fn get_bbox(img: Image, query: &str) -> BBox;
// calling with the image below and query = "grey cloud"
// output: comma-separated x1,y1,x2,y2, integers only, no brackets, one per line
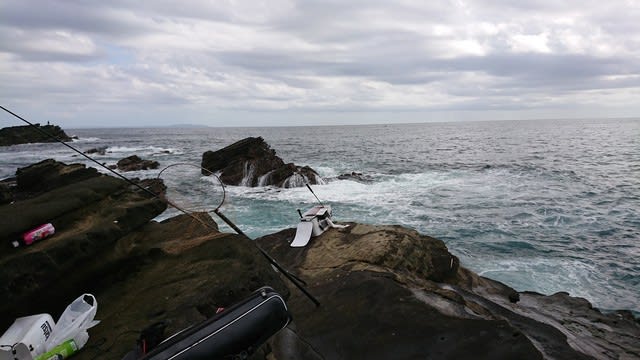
1,0,639,126
0,0,151,36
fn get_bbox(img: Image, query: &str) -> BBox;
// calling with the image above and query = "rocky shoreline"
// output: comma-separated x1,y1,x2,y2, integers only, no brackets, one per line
0,160,638,359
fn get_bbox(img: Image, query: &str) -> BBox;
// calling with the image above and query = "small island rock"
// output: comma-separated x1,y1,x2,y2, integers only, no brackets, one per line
0,124,72,146
201,137,322,188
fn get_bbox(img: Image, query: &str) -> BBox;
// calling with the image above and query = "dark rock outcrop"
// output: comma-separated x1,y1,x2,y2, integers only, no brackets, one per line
16,159,100,196
257,224,640,359
0,160,288,359
0,124,72,146
85,146,107,155
71,213,288,359
336,171,374,183
201,137,322,187
0,160,168,324
116,155,159,172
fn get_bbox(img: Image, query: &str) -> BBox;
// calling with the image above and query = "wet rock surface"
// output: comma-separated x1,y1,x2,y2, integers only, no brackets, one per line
201,137,322,187
85,146,108,155
115,155,160,172
0,124,72,146
335,171,375,183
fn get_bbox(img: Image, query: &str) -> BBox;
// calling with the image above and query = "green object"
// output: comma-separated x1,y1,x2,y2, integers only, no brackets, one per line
34,339,78,360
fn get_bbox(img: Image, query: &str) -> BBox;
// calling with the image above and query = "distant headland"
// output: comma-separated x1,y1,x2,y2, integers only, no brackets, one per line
0,123,72,146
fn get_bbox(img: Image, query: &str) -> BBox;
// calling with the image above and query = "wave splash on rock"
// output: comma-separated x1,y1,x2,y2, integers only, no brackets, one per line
201,137,322,188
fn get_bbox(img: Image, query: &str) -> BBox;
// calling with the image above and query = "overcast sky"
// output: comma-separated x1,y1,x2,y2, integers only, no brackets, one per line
1,0,639,127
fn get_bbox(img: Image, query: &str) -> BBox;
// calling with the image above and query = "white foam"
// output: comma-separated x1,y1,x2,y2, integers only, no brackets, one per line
283,173,307,188
239,162,256,187
468,257,636,311
71,137,101,142
312,165,339,178
257,170,274,187
106,146,183,155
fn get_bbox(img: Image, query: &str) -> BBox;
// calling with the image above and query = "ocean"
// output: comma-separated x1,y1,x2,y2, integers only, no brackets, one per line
1,118,638,314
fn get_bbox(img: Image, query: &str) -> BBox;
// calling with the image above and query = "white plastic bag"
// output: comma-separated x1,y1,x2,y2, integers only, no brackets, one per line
45,294,99,352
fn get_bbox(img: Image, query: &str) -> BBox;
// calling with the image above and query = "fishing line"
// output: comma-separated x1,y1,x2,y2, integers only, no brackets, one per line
0,105,320,307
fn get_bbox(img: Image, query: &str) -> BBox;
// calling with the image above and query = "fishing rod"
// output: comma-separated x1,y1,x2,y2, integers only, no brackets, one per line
212,209,319,306
306,184,325,207
1,105,320,307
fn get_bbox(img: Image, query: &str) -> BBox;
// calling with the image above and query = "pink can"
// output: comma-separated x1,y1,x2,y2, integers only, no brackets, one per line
19,223,55,246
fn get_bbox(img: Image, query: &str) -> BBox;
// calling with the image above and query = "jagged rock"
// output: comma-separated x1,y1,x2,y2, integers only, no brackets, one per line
257,224,640,359
116,155,159,172
85,146,107,155
0,124,72,146
0,160,288,360
201,137,322,187
16,159,100,195
336,171,374,183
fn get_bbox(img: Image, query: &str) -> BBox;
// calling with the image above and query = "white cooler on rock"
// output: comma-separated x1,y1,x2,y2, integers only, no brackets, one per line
0,314,54,359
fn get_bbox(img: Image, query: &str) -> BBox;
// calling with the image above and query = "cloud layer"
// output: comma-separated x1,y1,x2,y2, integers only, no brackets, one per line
1,0,639,126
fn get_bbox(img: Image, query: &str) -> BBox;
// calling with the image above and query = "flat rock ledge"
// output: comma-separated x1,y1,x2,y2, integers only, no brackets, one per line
257,224,640,360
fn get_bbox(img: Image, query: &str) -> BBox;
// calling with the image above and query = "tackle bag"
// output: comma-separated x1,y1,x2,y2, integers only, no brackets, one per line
137,286,291,360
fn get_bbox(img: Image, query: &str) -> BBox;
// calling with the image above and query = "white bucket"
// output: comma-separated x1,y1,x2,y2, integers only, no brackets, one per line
0,314,54,358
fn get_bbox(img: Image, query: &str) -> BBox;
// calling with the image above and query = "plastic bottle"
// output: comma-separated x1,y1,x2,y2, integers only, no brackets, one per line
13,223,55,247
34,331,88,360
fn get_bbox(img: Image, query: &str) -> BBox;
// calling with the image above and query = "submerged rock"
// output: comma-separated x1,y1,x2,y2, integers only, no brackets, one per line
0,124,72,146
336,171,375,183
116,155,160,172
84,146,107,155
201,137,322,187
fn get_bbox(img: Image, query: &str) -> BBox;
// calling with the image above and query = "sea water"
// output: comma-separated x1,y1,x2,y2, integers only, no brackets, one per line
0,118,638,314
